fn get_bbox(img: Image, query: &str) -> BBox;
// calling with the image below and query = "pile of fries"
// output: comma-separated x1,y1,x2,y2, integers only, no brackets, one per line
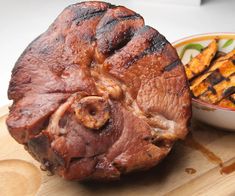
184,40,235,109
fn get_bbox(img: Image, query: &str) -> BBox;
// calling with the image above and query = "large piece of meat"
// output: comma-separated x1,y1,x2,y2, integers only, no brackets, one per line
6,1,191,181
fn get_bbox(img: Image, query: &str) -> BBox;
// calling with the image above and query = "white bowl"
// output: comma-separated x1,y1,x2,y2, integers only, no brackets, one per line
173,33,235,131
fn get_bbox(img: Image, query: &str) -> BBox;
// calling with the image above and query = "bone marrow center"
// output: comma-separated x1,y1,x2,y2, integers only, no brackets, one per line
74,96,110,129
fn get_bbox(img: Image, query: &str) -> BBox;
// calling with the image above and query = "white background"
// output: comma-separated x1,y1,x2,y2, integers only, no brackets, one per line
1,0,235,106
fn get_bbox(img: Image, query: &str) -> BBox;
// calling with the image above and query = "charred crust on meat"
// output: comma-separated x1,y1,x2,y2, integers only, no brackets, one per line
28,133,50,159
147,30,167,53
75,10,106,25
124,26,168,68
95,8,144,56
96,13,142,34
164,59,181,72
71,2,112,24
96,26,135,55
6,1,191,181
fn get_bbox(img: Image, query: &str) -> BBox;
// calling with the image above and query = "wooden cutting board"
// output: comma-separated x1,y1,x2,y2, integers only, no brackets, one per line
1,105,235,196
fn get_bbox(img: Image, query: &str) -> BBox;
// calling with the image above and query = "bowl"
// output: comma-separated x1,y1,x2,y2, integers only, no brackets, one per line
173,33,235,131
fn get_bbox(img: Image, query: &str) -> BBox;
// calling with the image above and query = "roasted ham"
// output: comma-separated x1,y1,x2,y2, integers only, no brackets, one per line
6,1,191,181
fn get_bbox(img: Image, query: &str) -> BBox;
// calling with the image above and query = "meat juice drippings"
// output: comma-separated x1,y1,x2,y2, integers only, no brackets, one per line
220,162,235,175
183,133,223,166
183,133,235,175
185,168,197,174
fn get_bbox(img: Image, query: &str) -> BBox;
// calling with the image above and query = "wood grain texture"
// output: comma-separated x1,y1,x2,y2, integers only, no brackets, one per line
0,105,235,196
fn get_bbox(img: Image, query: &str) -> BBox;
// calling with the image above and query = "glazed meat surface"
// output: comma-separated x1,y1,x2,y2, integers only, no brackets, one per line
6,1,191,180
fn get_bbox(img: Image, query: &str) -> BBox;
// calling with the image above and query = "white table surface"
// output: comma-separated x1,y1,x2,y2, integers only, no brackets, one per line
1,0,235,106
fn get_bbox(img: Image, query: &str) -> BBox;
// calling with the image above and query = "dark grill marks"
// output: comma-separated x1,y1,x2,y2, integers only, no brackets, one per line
107,27,134,54
207,86,217,95
96,14,142,35
207,70,225,86
124,27,168,68
74,10,107,25
147,31,167,53
204,71,225,95
188,66,211,82
229,95,235,104
223,86,235,98
7,1,192,181
201,70,225,95
95,10,144,55
97,26,135,55
192,60,235,98
164,59,181,72
71,3,113,25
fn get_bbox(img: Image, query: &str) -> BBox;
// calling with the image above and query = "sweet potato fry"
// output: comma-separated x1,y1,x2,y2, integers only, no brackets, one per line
185,40,217,80
191,55,235,97
199,74,235,104
218,94,235,109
